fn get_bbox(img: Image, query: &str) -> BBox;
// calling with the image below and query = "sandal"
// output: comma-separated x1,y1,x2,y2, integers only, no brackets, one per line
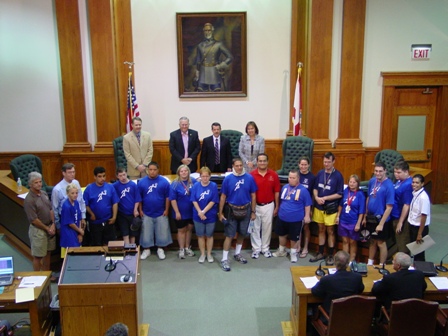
299,250,308,258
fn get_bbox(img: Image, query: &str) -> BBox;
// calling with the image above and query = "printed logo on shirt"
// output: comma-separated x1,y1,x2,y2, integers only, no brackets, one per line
97,190,107,202
147,183,158,194
74,209,79,223
318,183,332,191
199,189,210,202
120,187,130,199
234,179,244,191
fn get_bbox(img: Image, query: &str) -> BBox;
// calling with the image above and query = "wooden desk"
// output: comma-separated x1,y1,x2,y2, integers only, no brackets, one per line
290,265,448,336
58,247,142,336
0,271,52,336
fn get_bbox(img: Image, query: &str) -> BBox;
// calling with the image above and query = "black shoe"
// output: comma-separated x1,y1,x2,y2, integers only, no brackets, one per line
309,253,325,262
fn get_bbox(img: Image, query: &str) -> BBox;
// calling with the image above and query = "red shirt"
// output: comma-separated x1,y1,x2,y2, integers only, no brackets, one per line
250,169,281,204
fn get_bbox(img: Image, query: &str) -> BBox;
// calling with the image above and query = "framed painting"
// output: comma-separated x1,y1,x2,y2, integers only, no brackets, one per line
176,12,247,98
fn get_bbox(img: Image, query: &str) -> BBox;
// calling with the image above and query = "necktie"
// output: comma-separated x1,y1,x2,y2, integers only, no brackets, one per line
136,133,141,145
215,138,220,165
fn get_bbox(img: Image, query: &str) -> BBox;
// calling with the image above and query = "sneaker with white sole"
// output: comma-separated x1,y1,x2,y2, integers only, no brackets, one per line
273,249,287,257
185,246,195,257
178,249,185,259
234,254,248,264
207,254,214,263
140,249,150,260
290,252,298,263
198,255,206,263
221,259,231,272
157,248,166,260
262,250,272,258
251,251,260,259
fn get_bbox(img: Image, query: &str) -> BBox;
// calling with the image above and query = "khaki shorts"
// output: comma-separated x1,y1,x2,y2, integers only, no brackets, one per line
29,225,56,257
312,208,338,226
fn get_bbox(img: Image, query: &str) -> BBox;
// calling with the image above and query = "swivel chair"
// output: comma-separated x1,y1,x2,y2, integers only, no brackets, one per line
112,136,127,171
220,129,243,159
10,154,53,195
374,149,404,182
277,136,314,175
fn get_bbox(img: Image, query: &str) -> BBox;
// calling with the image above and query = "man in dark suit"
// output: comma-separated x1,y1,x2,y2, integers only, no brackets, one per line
372,252,427,309
311,250,365,314
169,117,201,174
200,122,232,173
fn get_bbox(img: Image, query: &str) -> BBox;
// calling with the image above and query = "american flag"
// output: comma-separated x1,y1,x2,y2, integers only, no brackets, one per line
126,77,140,132
292,66,303,136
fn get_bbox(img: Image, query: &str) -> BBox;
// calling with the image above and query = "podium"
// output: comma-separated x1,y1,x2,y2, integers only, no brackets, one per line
58,247,142,336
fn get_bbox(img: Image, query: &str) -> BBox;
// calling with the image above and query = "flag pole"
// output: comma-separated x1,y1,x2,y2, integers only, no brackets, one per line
124,61,135,132
292,62,304,136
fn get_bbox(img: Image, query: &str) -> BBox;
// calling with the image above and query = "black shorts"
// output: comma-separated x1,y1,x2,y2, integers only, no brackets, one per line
276,218,303,242
174,218,193,229
116,213,138,237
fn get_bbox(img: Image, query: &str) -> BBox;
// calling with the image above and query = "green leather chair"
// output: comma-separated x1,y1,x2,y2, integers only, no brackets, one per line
10,154,53,196
374,149,404,182
220,129,243,159
112,136,127,171
277,136,314,175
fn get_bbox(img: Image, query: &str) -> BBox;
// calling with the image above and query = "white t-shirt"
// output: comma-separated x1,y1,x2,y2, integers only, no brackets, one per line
407,188,431,226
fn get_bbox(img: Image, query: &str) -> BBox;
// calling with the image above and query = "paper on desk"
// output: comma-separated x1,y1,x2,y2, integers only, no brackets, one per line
17,192,28,200
328,268,337,275
15,287,34,303
19,276,47,288
429,277,448,290
300,276,319,289
406,235,435,256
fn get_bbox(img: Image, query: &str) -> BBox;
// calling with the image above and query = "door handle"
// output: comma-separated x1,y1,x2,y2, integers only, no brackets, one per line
427,149,432,159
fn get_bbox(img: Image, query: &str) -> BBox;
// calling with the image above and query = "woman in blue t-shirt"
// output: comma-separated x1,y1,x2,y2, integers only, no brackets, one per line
335,174,365,262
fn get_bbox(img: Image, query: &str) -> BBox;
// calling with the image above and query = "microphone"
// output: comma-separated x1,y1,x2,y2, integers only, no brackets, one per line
377,263,390,276
436,252,448,272
315,260,326,277
104,256,116,272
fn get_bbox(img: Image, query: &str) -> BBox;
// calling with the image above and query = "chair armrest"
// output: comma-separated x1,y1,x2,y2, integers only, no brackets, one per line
380,306,390,323
313,305,330,323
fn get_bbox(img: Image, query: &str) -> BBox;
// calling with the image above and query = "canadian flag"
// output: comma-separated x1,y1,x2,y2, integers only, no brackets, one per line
292,67,302,136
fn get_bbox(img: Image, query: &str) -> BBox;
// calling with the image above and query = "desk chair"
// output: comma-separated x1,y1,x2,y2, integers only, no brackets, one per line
378,298,438,336
436,308,448,336
311,295,376,336
10,154,53,196
112,136,127,170
220,129,243,159
277,136,314,175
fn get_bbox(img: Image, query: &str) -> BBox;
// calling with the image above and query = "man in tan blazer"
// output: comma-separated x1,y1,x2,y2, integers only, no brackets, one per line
123,117,153,179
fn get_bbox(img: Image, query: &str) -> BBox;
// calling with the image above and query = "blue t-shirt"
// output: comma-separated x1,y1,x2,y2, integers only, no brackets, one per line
391,177,413,219
278,184,312,222
313,168,344,211
367,177,395,220
169,179,196,219
300,171,316,197
339,187,366,225
60,199,81,248
221,173,257,205
138,175,170,217
113,180,141,216
190,181,219,224
83,183,119,224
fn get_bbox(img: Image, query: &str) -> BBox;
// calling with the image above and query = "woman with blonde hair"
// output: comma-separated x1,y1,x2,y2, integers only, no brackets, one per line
60,183,84,257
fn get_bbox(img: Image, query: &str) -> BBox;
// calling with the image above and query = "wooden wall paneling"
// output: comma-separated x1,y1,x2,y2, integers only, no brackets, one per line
335,0,365,149
306,0,333,149
112,0,134,135
54,0,90,153
289,0,309,136
87,0,121,149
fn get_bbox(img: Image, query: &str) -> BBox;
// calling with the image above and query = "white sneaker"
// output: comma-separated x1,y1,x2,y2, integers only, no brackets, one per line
185,246,195,257
290,252,298,263
157,248,166,260
251,251,260,259
262,250,272,258
140,249,150,260
273,249,287,257
198,255,206,263
178,249,185,259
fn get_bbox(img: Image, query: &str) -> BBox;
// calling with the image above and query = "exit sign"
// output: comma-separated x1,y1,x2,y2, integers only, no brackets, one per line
411,44,431,60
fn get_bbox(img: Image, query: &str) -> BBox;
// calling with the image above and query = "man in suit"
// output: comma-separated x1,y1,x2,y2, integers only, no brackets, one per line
123,117,153,179
200,122,232,173
372,252,427,310
169,116,201,174
311,250,365,314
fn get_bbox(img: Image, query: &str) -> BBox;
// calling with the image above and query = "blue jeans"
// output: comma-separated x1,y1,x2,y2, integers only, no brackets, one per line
140,215,172,248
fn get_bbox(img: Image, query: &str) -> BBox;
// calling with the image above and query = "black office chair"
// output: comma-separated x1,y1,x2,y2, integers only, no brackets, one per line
112,136,127,170
10,154,53,195
220,129,243,159
277,136,314,175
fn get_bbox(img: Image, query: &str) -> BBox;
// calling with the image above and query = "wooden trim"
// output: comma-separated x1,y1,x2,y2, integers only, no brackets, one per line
335,0,366,149
54,0,90,152
382,72,448,86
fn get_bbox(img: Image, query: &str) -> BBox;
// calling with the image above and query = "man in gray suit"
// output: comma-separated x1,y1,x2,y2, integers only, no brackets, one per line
123,117,153,179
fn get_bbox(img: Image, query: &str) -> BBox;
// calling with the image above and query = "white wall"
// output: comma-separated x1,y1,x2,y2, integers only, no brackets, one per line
1,0,447,151
131,0,292,140
0,0,64,152
361,0,448,146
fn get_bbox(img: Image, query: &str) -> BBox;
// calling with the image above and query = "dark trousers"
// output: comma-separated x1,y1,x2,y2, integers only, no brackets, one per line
409,224,429,261
89,222,116,246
